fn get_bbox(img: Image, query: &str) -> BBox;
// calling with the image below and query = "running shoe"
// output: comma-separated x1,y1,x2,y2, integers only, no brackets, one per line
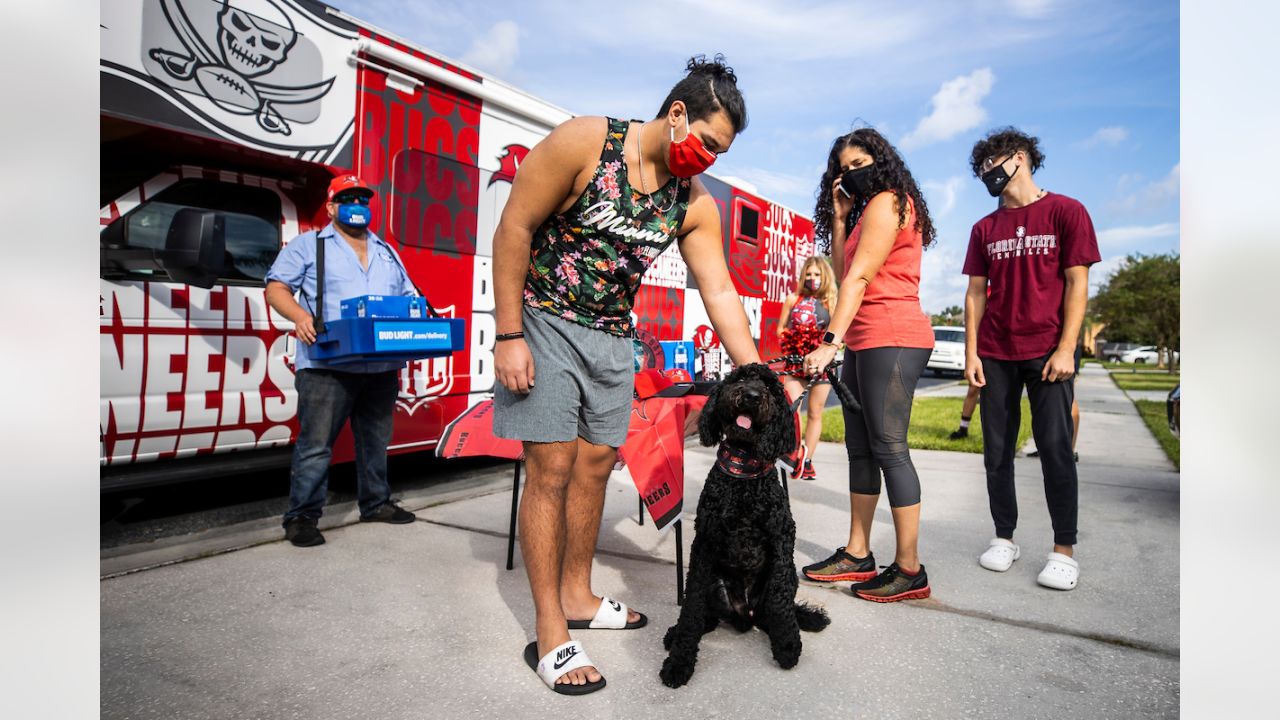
786,442,809,479
948,427,969,440
850,563,931,602
801,547,877,582
799,460,817,481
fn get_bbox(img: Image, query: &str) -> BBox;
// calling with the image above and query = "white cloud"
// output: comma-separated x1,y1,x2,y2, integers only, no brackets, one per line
1112,164,1180,213
1078,125,1130,148
922,177,965,217
1088,255,1126,295
1007,0,1056,18
713,164,819,212
918,243,972,314
460,20,520,76
900,68,995,150
1096,222,1179,247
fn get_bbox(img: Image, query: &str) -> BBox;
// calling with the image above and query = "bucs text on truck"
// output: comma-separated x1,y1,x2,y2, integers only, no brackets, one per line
99,0,815,490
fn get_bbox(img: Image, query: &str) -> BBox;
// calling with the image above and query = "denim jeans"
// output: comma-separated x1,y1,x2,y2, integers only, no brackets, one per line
283,369,399,524
979,353,1078,546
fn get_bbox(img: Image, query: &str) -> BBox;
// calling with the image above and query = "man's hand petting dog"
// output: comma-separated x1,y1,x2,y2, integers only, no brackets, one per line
659,363,830,689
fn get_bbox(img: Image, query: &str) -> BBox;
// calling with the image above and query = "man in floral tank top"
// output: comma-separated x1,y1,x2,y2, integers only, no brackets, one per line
490,56,780,695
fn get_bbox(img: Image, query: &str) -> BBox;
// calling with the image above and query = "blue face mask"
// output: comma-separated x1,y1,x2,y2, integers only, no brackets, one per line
334,194,372,228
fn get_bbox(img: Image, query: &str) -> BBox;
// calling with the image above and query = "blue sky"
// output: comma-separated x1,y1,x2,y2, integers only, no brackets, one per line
336,0,1179,313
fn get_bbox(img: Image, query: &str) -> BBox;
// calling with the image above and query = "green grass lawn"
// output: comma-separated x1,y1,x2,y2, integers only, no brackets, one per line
808,396,1032,453
1099,360,1179,372
1134,399,1180,469
1108,371,1180,392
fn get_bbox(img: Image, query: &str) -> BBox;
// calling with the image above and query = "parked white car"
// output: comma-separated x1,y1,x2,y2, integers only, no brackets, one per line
1119,346,1179,365
928,326,966,376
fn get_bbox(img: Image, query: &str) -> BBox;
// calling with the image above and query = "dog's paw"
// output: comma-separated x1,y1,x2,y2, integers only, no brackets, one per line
660,656,695,688
772,642,802,669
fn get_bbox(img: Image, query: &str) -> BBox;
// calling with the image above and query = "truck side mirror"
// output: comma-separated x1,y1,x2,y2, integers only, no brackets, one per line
158,209,226,289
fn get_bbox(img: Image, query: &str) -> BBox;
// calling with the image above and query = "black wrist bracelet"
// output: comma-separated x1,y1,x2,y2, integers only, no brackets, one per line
495,332,525,342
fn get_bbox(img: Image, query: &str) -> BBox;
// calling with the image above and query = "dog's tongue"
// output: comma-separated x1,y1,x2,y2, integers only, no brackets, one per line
735,415,752,429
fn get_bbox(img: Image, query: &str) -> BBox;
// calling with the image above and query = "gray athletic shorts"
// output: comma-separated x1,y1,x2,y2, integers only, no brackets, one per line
492,306,634,447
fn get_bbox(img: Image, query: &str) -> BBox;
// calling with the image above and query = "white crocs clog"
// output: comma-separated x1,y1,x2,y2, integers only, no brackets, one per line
1037,552,1079,590
978,538,1021,572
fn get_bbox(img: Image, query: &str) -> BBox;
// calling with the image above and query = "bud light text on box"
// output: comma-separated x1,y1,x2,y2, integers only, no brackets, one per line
372,321,453,352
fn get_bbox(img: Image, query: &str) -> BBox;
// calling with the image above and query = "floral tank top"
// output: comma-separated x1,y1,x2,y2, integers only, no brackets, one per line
523,118,692,336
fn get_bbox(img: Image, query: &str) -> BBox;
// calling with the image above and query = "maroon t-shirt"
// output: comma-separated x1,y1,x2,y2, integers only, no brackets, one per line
962,192,1101,360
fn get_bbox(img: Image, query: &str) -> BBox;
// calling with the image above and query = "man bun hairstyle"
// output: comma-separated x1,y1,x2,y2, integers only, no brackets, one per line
969,126,1046,177
656,54,748,134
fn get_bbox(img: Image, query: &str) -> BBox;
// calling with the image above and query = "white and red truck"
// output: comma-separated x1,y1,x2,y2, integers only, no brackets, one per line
99,0,816,490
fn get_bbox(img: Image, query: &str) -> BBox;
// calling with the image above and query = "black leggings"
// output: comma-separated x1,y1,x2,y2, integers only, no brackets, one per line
841,347,931,507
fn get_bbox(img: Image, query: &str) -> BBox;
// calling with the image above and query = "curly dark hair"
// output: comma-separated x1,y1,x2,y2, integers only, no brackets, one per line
655,54,748,134
968,126,1046,177
812,127,936,255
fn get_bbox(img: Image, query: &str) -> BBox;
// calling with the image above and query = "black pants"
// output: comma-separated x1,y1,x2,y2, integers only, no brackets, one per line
979,354,1078,546
841,347,931,507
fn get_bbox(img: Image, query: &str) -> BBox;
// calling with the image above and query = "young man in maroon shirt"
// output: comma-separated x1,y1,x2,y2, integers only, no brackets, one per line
962,127,1101,591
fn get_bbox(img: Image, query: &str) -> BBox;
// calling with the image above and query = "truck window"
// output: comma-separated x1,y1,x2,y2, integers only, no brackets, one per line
101,179,282,284
738,204,760,242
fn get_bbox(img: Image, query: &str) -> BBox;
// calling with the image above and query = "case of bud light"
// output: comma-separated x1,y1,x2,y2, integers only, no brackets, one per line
312,294,462,364
339,295,426,319
659,340,696,376
310,316,465,364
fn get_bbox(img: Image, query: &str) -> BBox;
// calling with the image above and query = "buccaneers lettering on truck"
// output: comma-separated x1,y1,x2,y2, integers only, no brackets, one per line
99,0,814,486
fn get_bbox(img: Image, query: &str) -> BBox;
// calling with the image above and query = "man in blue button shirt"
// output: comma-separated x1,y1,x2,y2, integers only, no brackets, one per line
266,175,418,547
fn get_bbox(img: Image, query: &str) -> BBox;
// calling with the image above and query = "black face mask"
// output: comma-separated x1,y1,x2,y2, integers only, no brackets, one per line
980,160,1019,197
839,165,875,199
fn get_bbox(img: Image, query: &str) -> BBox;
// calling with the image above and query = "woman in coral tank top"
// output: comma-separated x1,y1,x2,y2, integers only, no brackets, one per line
797,128,938,603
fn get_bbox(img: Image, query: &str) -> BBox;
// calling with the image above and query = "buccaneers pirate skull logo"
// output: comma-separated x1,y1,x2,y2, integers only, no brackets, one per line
148,0,334,136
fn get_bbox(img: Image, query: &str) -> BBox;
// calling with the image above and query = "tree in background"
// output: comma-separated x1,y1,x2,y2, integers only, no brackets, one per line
1091,253,1180,372
930,305,963,327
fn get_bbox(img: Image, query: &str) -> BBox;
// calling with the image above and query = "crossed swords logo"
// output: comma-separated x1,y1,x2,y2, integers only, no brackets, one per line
148,0,334,136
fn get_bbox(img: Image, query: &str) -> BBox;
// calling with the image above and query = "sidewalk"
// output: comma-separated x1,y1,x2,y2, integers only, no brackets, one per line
100,364,1178,719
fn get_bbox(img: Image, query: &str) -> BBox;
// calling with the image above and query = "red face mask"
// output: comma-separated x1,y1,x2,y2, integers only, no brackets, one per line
667,115,717,177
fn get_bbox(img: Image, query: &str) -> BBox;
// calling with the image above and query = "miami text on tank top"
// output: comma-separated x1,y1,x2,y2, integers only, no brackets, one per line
523,118,692,336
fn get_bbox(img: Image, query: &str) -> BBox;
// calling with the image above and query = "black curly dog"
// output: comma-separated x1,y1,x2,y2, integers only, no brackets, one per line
660,363,830,688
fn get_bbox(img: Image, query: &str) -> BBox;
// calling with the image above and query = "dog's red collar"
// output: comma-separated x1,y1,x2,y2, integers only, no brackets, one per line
714,444,775,480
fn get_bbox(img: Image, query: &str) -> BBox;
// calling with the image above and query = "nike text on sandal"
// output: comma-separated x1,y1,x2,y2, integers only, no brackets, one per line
524,640,606,695
566,596,647,630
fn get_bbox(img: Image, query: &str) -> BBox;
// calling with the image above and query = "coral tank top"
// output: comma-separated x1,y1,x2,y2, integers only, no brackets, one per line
841,196,935,351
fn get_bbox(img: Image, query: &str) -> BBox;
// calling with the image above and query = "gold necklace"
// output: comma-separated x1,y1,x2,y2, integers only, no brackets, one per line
635,121,677,215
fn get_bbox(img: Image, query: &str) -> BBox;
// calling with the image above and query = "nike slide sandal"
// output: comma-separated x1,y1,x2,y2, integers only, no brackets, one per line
566,596,647,630
524,639,606,695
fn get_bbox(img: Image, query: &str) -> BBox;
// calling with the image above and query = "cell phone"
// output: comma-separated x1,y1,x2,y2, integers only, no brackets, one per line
838,167,858,198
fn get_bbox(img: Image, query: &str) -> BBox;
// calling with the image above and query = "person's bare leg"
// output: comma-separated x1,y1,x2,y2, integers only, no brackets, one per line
845,492,879,557
560,438,642,624
804,384,831,463
890,503,921,572
963,383,981,419
520,440,601,687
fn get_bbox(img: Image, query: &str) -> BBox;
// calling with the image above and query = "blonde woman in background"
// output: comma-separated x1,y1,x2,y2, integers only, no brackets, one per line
776,256,838,480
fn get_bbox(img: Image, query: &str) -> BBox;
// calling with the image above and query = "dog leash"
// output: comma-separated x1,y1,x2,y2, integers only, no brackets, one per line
762,354,862,415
